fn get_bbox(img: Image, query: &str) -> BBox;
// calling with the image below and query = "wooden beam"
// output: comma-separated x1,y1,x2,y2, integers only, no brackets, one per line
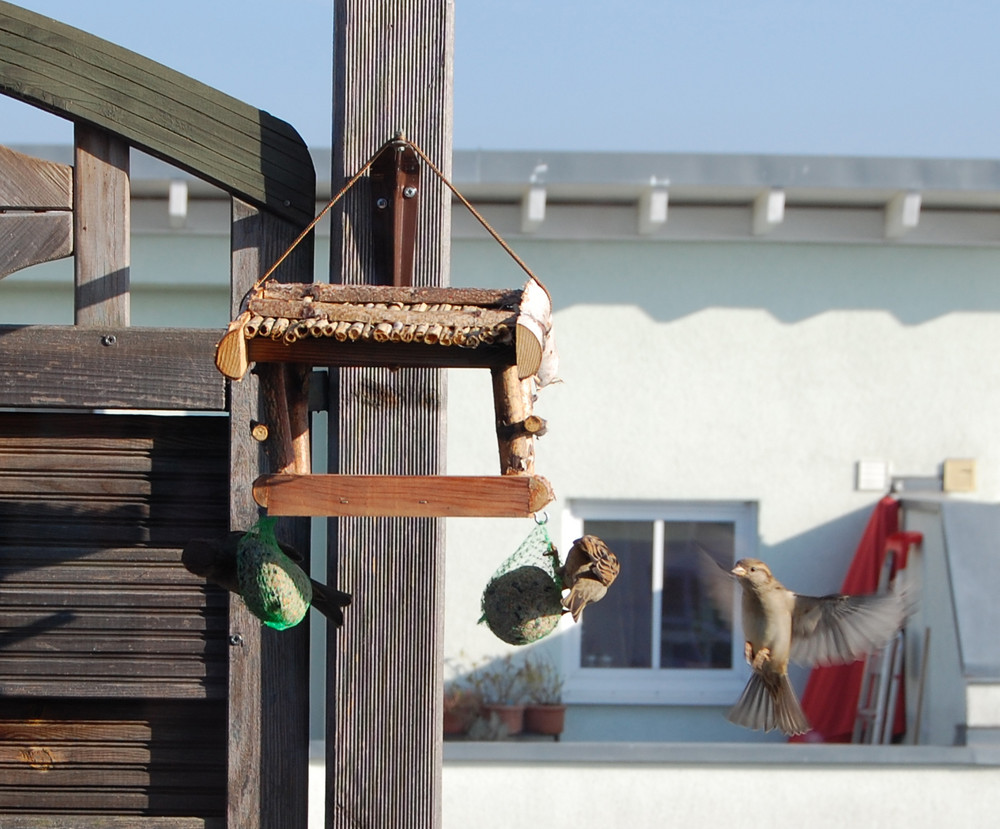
228,199,314,829
0,1,315,224
74,124,130,327
253,474,554,517
257,283,521,307
328,1,454,825
0,143,72,209
247,337,513,371
0,325,225,410
491,364,535,475
0,212,72,280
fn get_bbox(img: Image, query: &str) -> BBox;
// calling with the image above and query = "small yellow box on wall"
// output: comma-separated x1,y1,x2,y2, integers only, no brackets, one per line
943,458,977,493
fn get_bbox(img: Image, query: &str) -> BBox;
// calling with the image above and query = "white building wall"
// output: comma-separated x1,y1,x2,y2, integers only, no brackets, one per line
446,236,1000,740
4,198,1000,744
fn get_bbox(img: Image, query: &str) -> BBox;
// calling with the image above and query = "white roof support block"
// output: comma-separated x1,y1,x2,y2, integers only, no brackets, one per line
168,179,189,229
885,191,921,239
638,186,669,235
752,188,785,235
521,185,547,234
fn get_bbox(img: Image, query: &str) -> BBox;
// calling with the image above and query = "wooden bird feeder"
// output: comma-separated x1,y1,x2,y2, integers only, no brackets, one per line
214,138,558,519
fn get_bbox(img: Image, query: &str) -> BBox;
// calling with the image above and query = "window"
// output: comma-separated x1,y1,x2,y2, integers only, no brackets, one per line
560,500,757,705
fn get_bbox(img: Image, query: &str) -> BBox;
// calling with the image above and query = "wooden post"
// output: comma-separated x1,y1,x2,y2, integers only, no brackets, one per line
229,199,313,829
327,2,454,826
74,124,130,326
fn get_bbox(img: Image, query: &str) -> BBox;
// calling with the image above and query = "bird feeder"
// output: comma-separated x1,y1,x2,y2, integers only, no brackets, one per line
214,137,558,519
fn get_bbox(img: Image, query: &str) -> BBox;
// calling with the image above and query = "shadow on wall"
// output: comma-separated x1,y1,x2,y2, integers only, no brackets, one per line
454,240,1000,325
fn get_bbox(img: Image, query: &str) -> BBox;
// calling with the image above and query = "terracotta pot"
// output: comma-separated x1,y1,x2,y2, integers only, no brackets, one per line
443,709,468,735
524,704,566,736
483,704,525,735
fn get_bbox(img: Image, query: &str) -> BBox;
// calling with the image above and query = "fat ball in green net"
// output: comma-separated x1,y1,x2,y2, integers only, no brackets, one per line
479,521,564,645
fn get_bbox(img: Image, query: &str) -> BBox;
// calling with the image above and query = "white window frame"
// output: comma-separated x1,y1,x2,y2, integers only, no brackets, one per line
560,499,757,705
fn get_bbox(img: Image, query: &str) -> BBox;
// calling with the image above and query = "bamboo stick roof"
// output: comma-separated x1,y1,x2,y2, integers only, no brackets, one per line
243,283,521,349
215,280,558,384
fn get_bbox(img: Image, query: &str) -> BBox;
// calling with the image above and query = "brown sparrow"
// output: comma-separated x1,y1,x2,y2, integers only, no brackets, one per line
728,557,910,736
559,535,620,622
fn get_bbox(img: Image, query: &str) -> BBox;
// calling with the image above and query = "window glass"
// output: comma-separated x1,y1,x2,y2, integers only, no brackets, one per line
580,520,653,669
562,501,754,705
661,521,733,669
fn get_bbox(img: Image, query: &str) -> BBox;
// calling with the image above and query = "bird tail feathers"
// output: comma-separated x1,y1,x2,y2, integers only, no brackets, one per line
309,580,352,627
727,672,810,737
562,592,586,622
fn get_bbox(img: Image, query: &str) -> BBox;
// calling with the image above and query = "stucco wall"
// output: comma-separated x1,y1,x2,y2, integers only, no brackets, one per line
5,215,999,744
446,236,1000,741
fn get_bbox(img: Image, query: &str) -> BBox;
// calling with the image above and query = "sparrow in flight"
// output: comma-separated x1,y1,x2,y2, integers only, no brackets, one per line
727,557,911,736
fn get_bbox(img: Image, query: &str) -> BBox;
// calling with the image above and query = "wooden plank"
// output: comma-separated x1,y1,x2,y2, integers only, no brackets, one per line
0,143,73,208
0,144,73,277
228,199,312,829
247,297,516,330
0,818,221,828
0,699,226,821
0,412,229,703
74,125,129,326
259,282,521,308
327,2,453,825
247,336,513,370
0,2,315,224
0,212,72,279
255,474,554,517
0,325,225,410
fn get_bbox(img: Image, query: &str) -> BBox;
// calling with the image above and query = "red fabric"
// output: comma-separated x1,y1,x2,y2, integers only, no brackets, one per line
790,496,918,743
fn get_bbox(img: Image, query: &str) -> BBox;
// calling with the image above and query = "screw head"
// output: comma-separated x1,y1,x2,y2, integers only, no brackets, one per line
100,334,117,347
403,186,418,199
229,633,243,646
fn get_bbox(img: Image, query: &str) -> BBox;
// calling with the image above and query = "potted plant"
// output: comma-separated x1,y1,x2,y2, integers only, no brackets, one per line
443,680,481,736
522,655,566,737
469,655,527,736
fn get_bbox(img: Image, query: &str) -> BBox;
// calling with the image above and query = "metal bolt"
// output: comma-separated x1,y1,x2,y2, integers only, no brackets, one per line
229,633,243,646
403,186,418,199
100,335,117,347
376,197,389,209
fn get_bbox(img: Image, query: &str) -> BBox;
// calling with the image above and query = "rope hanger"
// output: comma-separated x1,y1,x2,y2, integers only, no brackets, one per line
246,134,550,303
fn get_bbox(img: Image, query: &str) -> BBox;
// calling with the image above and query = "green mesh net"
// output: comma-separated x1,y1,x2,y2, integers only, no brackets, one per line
479,520,564,645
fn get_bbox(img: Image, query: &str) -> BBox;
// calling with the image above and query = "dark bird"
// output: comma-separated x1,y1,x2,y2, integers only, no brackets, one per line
728,557,911,736
182,518,351,629
558,535,620,622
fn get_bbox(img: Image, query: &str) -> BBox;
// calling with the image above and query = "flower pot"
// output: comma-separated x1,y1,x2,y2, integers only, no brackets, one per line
444,709,468,735
524,704,566,736
483,704,525,736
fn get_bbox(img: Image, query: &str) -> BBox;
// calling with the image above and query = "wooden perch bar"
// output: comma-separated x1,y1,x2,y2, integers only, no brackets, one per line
253,474,555,517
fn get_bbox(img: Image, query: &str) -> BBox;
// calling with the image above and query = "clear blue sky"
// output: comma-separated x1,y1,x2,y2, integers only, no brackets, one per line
1,0,998,159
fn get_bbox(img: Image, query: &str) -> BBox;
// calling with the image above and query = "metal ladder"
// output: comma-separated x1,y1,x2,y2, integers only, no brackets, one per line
852,549,904,744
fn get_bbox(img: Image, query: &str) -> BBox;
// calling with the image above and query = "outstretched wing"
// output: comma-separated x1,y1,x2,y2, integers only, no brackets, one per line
790,589,911,667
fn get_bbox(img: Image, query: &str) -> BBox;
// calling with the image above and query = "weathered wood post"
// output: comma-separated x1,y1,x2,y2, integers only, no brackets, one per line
230,206,314,829
327,1,454,826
